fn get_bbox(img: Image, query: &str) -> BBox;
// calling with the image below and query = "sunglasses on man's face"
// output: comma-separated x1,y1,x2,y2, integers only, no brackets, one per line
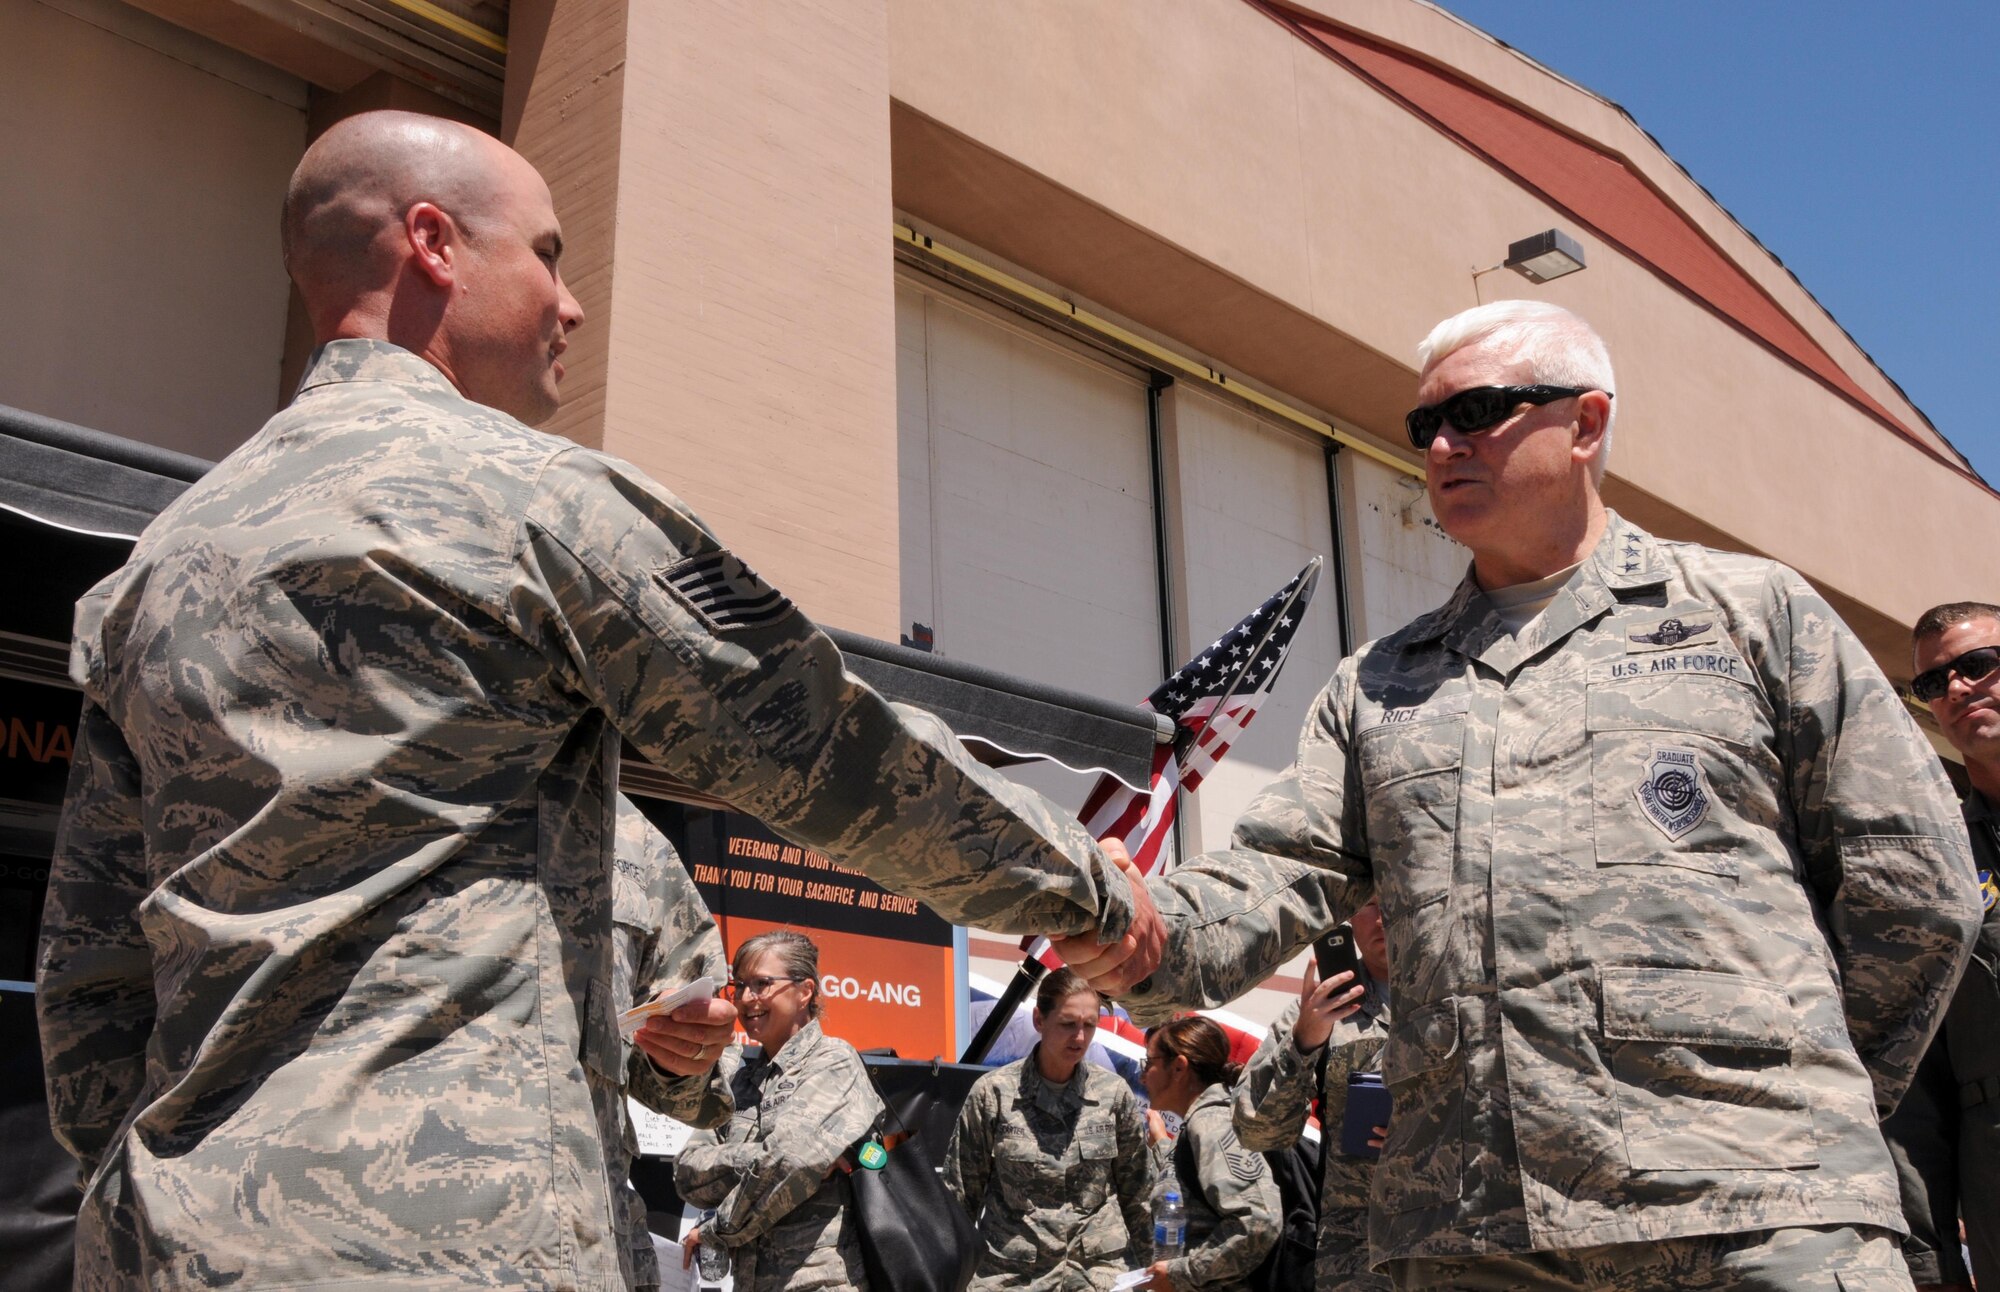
1910,645,2000,703
1404,385,1603,451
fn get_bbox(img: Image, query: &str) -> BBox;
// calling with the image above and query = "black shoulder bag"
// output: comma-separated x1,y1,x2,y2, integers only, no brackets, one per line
842,1059,978,1292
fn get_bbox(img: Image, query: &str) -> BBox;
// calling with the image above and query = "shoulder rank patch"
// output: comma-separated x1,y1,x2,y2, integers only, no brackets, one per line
1226,1149,1263,1182
1980,870,1997,912
1636,745,1711,841
656,550,795,634
1627,615,1718,651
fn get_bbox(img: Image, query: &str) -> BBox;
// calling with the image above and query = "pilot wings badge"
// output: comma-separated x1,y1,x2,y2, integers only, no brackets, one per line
1628,617,1715,648
1636,745,1711,841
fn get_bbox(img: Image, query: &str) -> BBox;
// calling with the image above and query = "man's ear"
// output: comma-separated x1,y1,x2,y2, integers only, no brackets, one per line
405,201,459,289
1572,389,1612,464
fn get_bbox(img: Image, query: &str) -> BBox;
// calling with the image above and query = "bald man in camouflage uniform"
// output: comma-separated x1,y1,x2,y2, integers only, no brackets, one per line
1096,301,1980,1290
36,112,1154,1292
605,796,732,1290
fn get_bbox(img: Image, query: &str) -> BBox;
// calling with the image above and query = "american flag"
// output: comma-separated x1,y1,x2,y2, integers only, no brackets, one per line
1023,558,1322,968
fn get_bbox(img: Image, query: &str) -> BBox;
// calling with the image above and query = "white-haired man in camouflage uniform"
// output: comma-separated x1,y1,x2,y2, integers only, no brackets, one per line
1071,300,1980,1290
37,111,1160,1292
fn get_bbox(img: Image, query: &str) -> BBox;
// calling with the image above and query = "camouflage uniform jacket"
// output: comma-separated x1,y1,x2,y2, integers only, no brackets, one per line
607,796,732,1290
1149,1082,1278,1292
1127,514,1980,1265
1233,982,1390,1290
36,339,1135,1292
674,1020,882,1292
944,1049,1155,1291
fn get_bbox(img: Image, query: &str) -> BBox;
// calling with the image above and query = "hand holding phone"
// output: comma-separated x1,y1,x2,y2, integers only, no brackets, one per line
1315,927,1361,984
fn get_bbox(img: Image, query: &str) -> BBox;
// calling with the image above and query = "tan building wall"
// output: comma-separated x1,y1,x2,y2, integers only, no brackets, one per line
883,0,2000,677
0,0,304,461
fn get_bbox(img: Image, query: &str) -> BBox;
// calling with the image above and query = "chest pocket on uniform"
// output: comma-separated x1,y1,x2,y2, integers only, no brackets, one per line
1585,672,1779,877
1356,714,1465,951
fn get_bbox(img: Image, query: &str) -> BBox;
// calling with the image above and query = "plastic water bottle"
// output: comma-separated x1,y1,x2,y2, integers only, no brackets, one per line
695,1209,729,1282
1151,1182,1186,1262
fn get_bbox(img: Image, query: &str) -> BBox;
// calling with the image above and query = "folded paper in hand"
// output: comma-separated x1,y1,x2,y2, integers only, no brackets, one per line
617,976,717,1041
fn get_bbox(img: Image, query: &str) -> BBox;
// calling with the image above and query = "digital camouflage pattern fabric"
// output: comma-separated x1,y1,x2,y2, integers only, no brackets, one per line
606,795,732,1290
36,339,1135,1291
944,1050,1155,1292
673,1019,882,1292
1391,1221,1912,1291
1234,983,1391,1290
1124,515,1979,1267
1152,1081,1278,1292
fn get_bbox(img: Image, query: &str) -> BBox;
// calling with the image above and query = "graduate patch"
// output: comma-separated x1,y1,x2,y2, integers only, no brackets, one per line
1635,745,1710,841
656,550,795,633
1980,870,1997,913
1626,615,1719,652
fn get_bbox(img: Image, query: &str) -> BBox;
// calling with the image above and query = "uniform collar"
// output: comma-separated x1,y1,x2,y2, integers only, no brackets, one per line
295,338,466,402
1406,511,1667,678
1966,788,1996,825
1186,1082,1233,1119
1019,1045,1097,1116
756,1017,825,1077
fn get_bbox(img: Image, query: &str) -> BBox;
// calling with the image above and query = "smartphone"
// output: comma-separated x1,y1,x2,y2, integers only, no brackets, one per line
1315,926,1361,984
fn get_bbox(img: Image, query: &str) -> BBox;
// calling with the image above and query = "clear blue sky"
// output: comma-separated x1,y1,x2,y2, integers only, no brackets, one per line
1432,1,2000,483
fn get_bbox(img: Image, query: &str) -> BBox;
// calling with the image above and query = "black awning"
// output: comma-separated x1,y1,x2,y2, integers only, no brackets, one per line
1,404,206,540
825,629,1168,789
2,407,1165,788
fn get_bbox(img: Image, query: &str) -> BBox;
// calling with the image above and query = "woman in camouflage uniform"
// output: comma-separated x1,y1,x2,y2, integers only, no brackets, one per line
676,932,883,1291
945,969,1155,1291
1140,1016,1279,1292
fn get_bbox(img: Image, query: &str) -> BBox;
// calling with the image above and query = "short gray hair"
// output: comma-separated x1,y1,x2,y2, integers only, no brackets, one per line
1417,300,1618,478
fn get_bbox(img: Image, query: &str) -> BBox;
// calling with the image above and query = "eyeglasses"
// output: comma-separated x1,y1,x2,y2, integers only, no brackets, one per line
726,975,803,999
1911,645,2000,703
1404,385,1603,451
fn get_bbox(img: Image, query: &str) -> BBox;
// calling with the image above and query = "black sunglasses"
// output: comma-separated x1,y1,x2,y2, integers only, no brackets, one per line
1911,645,2000,703
1404,385,1603,451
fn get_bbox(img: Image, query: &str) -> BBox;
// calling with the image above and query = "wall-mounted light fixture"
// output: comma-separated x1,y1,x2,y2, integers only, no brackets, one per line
1502,229,1587,283
1472,228,1588,300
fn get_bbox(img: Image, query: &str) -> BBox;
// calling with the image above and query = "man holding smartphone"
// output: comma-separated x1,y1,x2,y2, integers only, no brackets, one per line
1235,899,1392,1291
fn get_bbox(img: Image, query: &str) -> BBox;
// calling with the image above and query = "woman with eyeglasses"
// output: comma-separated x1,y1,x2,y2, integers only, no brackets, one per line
1137,1016,1277,1292
675,931,883,1291
943,968,1155,1292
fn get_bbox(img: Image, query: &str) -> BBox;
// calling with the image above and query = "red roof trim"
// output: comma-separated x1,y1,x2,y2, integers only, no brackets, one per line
1251,0,1979,485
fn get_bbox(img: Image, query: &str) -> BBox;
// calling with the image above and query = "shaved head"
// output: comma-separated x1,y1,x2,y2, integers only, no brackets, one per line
280,110,582,424
283,111,501,307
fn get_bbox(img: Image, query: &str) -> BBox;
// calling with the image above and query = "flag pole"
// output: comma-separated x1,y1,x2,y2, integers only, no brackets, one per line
959,958,1047,1065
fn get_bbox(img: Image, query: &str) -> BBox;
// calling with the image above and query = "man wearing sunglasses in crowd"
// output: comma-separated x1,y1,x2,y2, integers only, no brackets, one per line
1077,299,1981,1290
1883,603,2000,1292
